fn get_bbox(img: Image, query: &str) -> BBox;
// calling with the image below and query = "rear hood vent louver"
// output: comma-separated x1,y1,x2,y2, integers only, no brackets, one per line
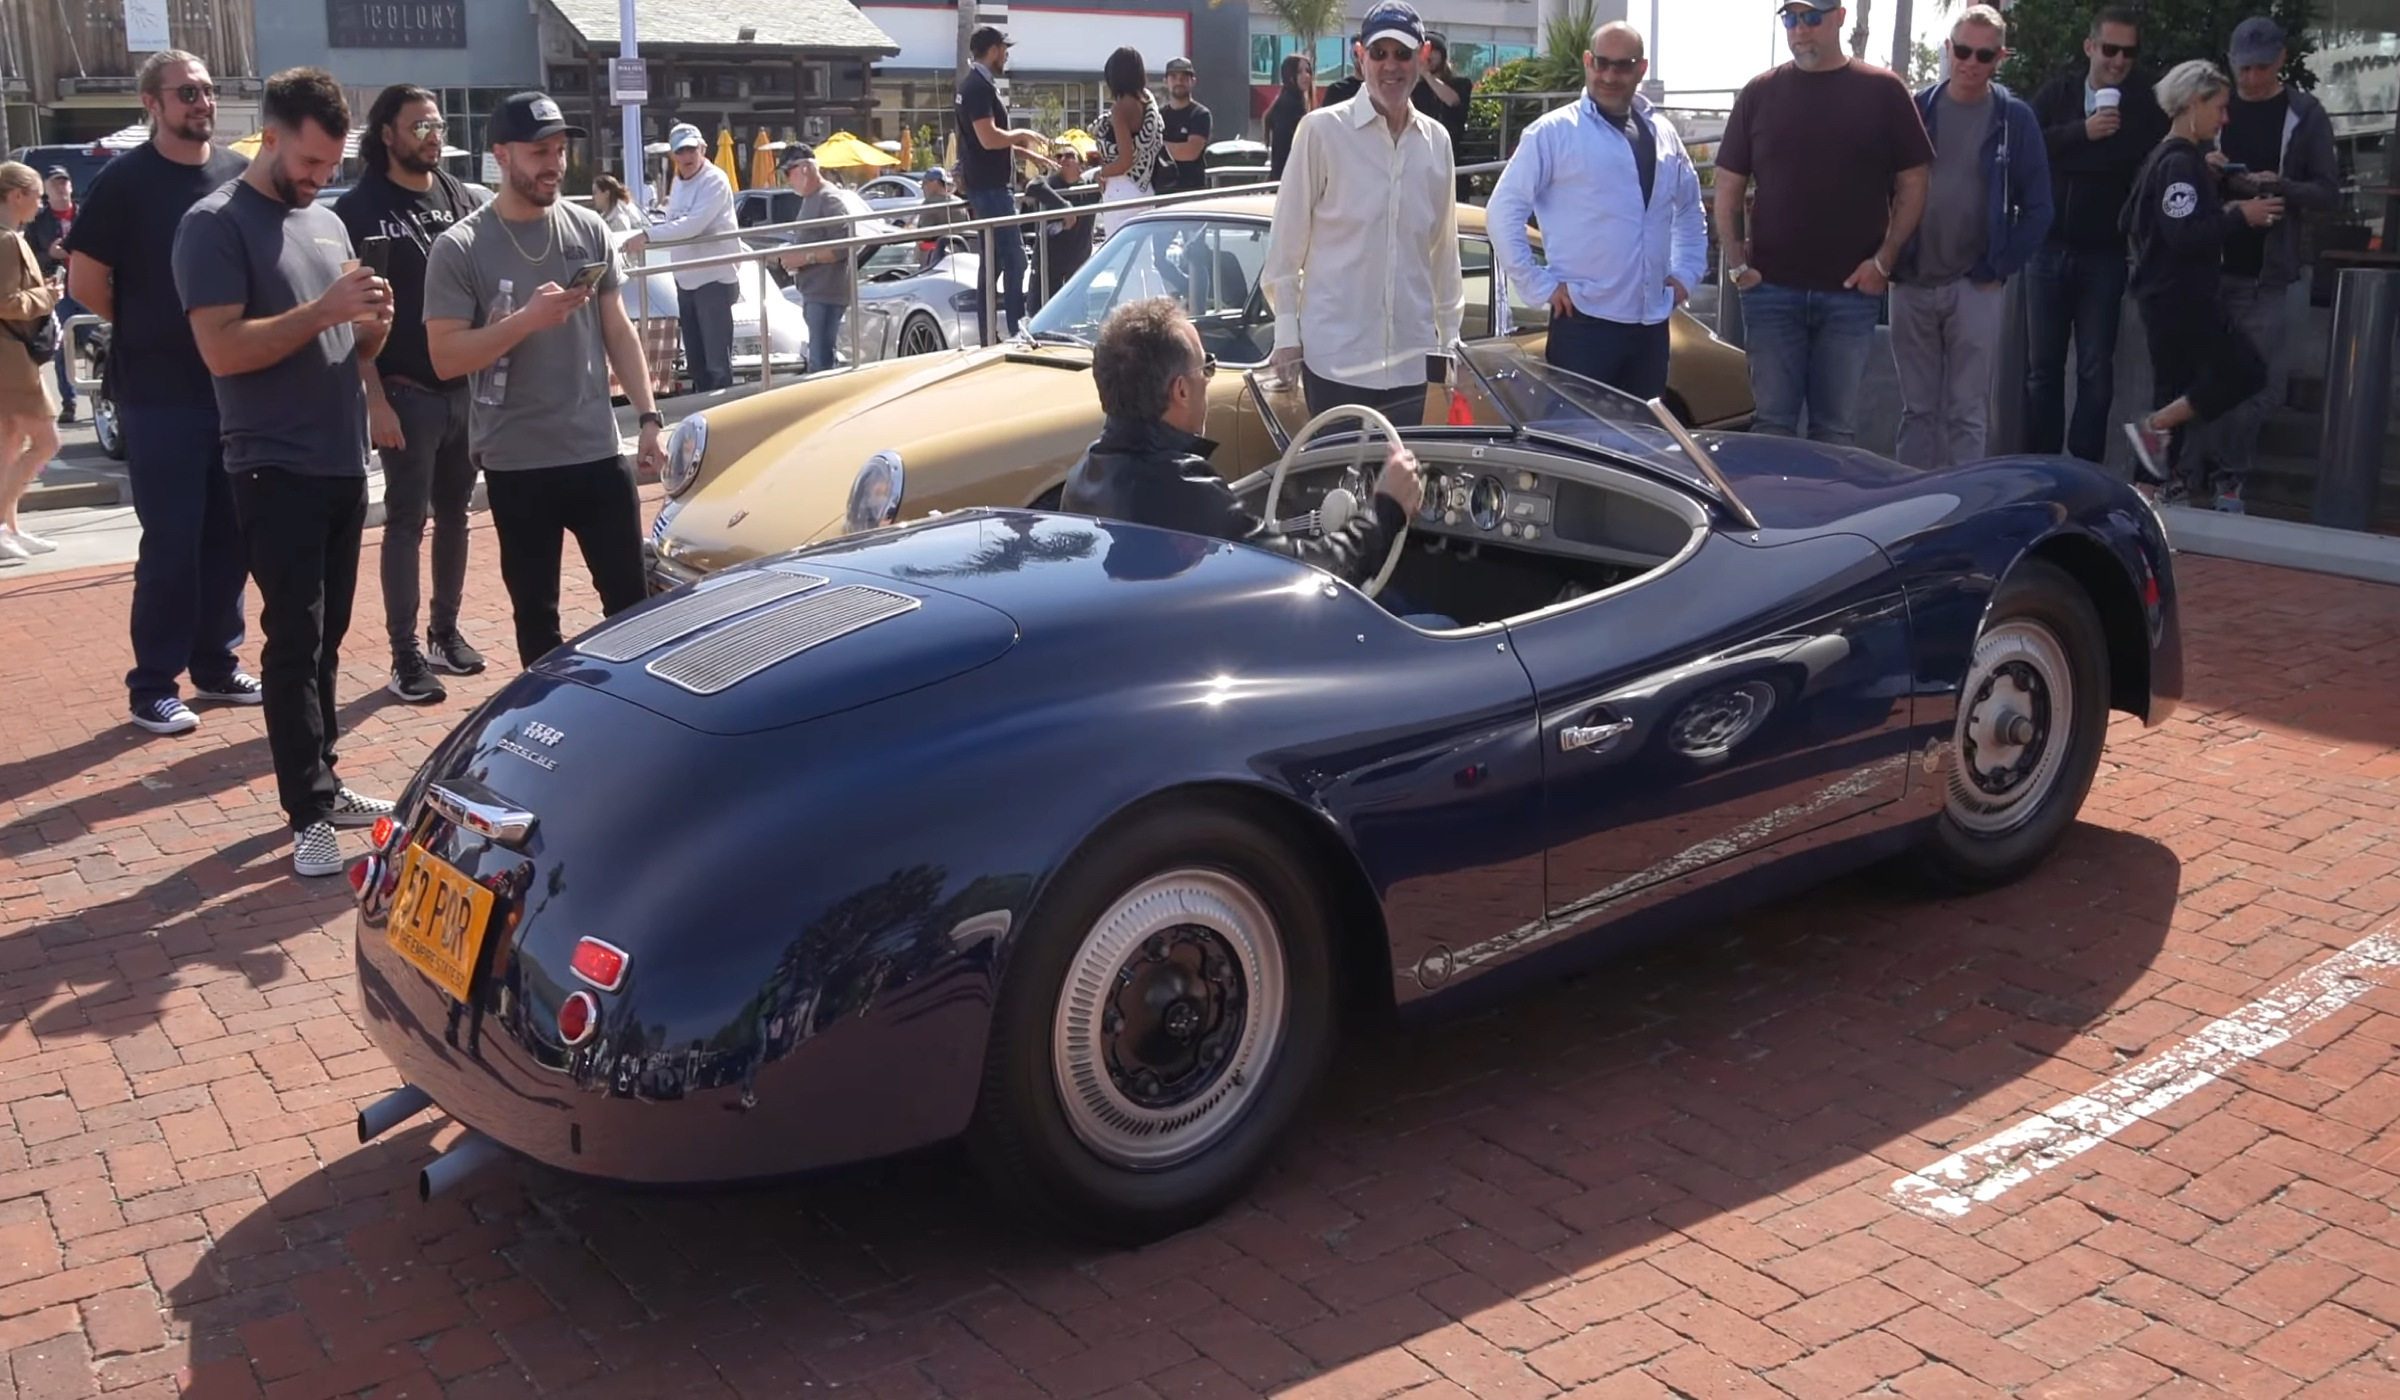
645,585,923,695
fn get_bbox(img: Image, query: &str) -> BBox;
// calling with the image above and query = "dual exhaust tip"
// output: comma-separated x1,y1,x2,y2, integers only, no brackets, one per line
355,1084,507,1202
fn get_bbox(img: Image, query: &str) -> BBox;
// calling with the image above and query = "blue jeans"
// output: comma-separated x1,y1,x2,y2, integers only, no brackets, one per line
53,293,81,409
677,279,736,391
803,299,844,374
1545,313,1670,401
120,402,249,705
1738,283,1881,445
2022,245,2129,463
967,187,1026,333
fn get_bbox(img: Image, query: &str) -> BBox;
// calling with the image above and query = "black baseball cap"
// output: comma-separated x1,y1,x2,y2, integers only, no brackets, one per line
780,143,815,170
1164,56,1195,74
43,166,68,180
970,25,1011,54
490,91,586,145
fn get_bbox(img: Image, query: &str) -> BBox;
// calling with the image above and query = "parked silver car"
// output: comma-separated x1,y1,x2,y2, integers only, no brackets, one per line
848,234,985,362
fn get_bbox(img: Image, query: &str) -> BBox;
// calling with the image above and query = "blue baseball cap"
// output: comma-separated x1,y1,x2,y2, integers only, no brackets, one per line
922,166,949,183
2230,16,2286,67
668,122,706,151
1358,1,1426,51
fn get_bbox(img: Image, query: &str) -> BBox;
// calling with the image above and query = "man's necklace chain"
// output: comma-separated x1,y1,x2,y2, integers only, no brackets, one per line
499,207,554,266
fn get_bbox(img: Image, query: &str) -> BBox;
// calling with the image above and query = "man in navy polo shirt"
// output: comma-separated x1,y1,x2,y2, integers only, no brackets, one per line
954,25,1054,333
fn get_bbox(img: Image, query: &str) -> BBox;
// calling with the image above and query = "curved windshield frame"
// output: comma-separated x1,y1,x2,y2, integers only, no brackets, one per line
1022,214,1275,365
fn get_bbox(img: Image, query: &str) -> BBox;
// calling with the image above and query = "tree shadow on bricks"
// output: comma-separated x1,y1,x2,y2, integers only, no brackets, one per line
153,822,2182,1399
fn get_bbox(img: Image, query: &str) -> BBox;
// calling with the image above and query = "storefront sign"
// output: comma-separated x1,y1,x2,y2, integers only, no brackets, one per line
123,0,172,52
326,0,467,49
610,58,648,104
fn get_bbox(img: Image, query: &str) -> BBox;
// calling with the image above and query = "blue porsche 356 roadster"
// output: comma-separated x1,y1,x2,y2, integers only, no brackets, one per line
348,342,2181,1244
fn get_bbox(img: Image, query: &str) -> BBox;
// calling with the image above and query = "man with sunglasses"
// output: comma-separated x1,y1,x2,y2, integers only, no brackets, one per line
2024,6,2165,465
335,84,493,704
1887,5,2051,469
67,50,258,738
1714,0,1932,447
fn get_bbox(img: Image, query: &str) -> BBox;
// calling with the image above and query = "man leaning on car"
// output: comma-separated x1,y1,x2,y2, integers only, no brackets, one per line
1062,298,1423,594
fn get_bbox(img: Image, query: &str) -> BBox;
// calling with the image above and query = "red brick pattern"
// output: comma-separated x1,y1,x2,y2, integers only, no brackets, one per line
3,517,2398,1399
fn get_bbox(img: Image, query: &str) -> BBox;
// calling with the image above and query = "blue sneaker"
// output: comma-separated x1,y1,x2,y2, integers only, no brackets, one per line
130,696,199,735
191,672,264,705
2213,480,2247,514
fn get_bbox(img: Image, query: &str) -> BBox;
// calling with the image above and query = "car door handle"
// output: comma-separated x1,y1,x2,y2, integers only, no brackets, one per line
1561,717,1635,753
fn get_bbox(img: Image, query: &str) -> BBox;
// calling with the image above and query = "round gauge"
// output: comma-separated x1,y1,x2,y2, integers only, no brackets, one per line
1470,475,1504,531
1419,472,1445,520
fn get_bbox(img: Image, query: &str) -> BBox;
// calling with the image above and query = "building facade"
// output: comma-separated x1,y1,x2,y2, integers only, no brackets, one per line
2,0,264,148
253,0,542,157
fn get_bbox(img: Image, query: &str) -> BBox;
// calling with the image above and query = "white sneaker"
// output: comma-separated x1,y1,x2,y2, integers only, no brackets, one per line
293,820,345,877
0,532,27,562
326,788,396,828
2,525,54,555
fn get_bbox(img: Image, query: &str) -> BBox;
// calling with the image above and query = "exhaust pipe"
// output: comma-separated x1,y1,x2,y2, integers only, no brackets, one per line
418,1130,507,1202
356,1084,432,1144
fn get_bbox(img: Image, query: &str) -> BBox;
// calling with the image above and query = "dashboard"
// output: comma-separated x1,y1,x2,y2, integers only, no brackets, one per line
1413,456,1697,570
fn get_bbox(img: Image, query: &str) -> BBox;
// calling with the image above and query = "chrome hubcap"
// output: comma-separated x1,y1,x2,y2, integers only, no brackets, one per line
1669,680,1778,759
1053,869,1285,1169
1947,617,2071,835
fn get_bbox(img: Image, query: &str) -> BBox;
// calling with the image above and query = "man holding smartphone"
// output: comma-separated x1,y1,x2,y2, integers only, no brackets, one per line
335,83,492,703
424,92,666,668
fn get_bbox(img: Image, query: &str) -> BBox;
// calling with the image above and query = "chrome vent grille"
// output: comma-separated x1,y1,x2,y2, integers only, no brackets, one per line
645,585,922,695
579,571,828,662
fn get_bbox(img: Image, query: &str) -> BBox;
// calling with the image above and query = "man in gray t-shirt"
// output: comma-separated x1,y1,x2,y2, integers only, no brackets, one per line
177,67,399,877
422,90,669,668
776,146,855,375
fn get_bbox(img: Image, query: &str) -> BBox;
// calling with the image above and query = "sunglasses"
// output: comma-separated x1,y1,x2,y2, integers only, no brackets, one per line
1590,55,1643,75
170,82,216,104
1952,43,2000,63
2098,41,2139,58
1364,42,1417,62
1187,353,1218,382
409,117,447,138
1780,9,1830,29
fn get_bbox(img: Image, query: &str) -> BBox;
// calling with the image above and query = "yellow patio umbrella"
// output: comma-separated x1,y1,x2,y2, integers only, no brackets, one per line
811,130,897,170
1054,128,1100,158
713,127,741,187
749,129,775,190
899,127,913,170
230,130,264,157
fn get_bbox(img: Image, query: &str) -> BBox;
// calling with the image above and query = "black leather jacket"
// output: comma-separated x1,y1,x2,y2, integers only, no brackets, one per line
1060,415,1406,588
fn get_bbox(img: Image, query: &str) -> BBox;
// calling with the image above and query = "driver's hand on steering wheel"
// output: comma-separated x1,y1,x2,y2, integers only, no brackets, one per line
1375,448,1425,518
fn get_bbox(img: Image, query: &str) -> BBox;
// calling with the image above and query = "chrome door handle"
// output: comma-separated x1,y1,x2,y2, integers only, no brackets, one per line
1561,718,1635,752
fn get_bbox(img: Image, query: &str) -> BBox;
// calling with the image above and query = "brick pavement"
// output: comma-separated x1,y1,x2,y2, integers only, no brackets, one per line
3,509,2399,1400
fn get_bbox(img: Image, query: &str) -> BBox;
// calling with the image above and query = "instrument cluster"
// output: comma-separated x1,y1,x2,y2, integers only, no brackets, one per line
1420,467,1557,543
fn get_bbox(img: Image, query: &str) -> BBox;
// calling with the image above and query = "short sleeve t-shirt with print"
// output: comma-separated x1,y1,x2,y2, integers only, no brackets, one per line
334,169,487,390
1717,61,1935,292
64,142,251,409
170,181,367,478
422,199,625,472
954,67,1011,194
1160,100,1212,192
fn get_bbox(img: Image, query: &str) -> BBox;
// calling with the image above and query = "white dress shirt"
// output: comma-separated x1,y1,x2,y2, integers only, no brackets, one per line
648,159,739,289
1486,94,1707,327
1262,94,1464,390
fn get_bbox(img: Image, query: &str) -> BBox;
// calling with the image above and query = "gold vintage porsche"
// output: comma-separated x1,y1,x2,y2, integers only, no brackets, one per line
646,195,1752,589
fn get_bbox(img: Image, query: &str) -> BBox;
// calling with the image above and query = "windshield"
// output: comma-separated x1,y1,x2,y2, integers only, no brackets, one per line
1023,216,1273,363
1456,342,1715,493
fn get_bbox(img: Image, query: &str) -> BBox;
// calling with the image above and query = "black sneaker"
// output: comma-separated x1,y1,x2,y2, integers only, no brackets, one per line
130,696,199,735
426,628,486,675
190,671,264,705
388,652,447,704
56,403,75,426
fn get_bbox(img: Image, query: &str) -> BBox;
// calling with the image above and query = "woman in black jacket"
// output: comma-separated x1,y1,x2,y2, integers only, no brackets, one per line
2121,60,2284,500
1265,53,1313,180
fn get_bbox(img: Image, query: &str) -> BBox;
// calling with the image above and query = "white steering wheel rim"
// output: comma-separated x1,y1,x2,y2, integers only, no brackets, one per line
1262,403,1410,600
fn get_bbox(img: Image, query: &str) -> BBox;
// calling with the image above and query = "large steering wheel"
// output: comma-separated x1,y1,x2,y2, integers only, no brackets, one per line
1261,402,1412,600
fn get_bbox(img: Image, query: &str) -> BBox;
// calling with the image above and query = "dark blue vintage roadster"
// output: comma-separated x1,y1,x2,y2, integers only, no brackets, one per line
349,343,2181,1244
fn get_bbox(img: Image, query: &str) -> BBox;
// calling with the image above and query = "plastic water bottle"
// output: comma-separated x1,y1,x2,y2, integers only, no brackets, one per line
476,279,514,406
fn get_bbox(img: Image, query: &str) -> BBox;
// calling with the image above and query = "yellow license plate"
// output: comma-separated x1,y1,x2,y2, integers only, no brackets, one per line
386,843,497,1003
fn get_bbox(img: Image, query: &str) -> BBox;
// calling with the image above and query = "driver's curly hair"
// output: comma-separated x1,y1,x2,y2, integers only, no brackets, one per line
1093,297,1199,424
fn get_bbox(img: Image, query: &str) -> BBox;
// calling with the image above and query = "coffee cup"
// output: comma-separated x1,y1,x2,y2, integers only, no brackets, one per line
2094,87,2121,110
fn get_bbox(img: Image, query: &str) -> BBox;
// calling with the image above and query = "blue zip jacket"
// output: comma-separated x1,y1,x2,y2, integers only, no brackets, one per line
1900,78,2053,284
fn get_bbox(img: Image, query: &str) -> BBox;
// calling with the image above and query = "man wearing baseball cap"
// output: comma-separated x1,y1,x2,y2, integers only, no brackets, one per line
1262,0,1463,425
634,121,740,392
954,25,1054,333
1159,57,1211,195
778,144,857,374
423,91,667,667
2194,15,2336,513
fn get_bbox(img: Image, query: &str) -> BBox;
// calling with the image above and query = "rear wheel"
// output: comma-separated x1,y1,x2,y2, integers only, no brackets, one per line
94,390,125,460
899,313,945,358
1914,559,2110,890
967,803,1337,1246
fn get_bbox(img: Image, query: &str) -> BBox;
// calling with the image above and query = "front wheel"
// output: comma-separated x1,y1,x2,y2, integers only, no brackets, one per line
967,804,1337,1246
94,390,125,460
1914,558,2110,890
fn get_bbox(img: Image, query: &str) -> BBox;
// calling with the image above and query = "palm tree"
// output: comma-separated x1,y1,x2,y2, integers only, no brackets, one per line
1254,0,1348,78
1851,0,1875,60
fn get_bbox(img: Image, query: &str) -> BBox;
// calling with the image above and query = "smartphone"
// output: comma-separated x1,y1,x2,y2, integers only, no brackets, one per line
358,234,392,276
567,260,610,291
2218,162,2250,178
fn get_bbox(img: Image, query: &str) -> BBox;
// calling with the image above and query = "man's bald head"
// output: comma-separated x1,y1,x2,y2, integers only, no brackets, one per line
1591,20,1645,60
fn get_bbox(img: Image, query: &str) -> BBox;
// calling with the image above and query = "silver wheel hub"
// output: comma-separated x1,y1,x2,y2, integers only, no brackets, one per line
1053,869,1285,1169
1947,618,2072,835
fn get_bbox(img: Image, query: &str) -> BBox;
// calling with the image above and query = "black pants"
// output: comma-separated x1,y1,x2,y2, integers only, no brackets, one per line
1302,366,1426,428
2140,294,2266,486
483,456,648,668
229,467,366,832
1545,313,1671,400
377,381,477,659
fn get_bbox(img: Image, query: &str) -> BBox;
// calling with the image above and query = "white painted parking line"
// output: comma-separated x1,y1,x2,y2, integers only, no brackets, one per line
1890,926,2400,1219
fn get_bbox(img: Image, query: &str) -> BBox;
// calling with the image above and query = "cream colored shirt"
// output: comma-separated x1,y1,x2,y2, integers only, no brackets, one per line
1263,93,1464,390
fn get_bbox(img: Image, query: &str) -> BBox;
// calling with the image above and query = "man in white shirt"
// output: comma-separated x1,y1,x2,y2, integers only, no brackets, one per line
1486,21,1706,401
637,122,740,390
1262,0,1463,426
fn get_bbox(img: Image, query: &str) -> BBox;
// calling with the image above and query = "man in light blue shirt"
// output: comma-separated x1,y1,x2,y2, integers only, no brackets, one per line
1487,21,1706,401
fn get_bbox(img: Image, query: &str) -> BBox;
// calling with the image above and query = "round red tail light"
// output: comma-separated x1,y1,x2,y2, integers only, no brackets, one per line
557,991,599,1046
568,937,629,992
370,815,398,850
346,855,378,898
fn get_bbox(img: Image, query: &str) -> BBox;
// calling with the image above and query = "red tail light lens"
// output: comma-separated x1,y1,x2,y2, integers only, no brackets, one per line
557,991,598,1046
346,856,377,897
371,815,397,850
568,938,629,992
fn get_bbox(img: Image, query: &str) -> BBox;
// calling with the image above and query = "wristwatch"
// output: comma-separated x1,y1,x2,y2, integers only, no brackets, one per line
638,411,664,430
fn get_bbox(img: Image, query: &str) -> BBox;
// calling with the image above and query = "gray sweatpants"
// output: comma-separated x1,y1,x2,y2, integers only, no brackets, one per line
2196,274,2290,489
1890,278,2009,469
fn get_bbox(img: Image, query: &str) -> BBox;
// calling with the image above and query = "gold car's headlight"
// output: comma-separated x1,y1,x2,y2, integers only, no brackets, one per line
662,414,708,498
845,450,904,533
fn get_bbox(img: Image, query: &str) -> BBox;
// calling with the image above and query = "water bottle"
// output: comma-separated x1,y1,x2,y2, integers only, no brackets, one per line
476,279,514,406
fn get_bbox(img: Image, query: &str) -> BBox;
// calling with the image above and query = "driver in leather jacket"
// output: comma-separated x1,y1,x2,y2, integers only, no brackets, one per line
1062,298,1422,588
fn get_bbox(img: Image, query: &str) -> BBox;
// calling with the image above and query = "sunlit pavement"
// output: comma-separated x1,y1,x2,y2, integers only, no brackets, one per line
3,508,2397,1400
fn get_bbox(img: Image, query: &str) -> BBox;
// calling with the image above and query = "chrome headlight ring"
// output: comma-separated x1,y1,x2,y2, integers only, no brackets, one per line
662,413,708,498
846,450,904,534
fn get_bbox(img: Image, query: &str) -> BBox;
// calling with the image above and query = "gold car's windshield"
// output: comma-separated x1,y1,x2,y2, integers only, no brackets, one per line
1022,216,1274,364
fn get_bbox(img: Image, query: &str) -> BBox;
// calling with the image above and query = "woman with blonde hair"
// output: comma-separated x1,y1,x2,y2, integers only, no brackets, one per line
0,159,61,559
